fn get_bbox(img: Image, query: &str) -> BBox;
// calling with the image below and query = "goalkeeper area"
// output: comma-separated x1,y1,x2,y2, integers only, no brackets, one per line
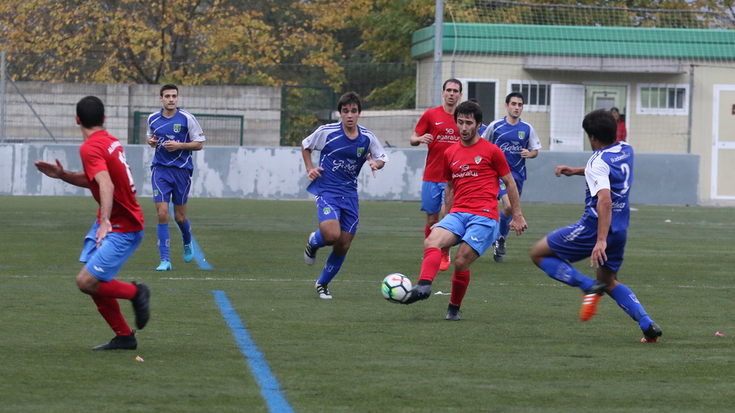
1,196,734,412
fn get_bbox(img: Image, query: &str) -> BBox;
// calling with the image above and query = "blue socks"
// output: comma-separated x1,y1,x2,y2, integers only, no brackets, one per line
317,252,346,285
539,257,596,292
539,259,654,331
610,284,653,331
310,230,326,249
499,211,511,239
157,223,170,261
177,219,192,245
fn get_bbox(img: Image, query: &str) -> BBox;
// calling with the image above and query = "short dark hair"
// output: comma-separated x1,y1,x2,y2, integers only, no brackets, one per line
76,96,105,128
582,109,617,145
160,84,178,97
337,92,362,113
506,91,524,104
454,100,483,126
443,78,462,93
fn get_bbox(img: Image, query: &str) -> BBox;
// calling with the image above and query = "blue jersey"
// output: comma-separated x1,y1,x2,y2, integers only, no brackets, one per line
580,141,634,234
147,109,206,170
482,117,541,181
302,122,388,198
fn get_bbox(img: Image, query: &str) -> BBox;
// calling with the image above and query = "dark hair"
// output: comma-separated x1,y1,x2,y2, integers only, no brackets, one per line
160,84,178,96
76,96,105,128
610,107,620,114
443,78,462,93
337,92,362,113
506,91,525,104
454,100,483,126
582,109,617,145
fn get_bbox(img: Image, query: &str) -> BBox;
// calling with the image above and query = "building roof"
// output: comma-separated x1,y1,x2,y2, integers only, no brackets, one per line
411,23,735,61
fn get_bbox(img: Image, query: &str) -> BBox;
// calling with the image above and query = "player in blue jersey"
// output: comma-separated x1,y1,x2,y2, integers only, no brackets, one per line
530,109,662,343
481,92,541,263
146,84,205,271
301,92,388,299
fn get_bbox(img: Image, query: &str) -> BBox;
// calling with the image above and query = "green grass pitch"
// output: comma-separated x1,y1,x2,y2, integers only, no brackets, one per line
1,196,735,412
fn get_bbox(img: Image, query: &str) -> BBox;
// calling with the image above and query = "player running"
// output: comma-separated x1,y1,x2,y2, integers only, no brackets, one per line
35,96,150,350
147,84,205,271
529,109,662,343
481,92,541,263
403,100,527,320
409,79,462,272
302,92,388,299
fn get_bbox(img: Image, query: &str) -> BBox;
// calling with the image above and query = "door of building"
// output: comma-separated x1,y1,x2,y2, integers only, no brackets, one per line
711,85,735,200
549,84,585,151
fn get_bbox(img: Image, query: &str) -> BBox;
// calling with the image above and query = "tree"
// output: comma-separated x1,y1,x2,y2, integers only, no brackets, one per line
0,0,348,87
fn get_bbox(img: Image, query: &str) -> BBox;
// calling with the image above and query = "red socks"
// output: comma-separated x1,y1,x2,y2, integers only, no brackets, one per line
95,279,137,300
450,269,470,307
418,248,442,283
92,295,132,336
424,225,432,239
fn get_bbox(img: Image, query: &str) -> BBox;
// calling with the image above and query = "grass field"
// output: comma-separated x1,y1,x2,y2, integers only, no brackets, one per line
1,196,735,412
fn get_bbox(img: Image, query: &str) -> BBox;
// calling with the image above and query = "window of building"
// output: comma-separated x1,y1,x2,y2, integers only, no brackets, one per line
508,80,552,111
637,84,688,115
457,79,498,122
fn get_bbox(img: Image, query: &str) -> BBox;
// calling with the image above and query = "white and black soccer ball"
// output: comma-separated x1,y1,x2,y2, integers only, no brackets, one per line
381,273,412,304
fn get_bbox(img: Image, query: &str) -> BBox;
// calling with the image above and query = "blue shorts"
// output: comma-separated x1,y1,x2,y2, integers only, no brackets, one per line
420,181,446,215
436,212,499,256
152,165,193,205
497,178,523,200
80,221,144,282
546,222,627,273
315,195,360,234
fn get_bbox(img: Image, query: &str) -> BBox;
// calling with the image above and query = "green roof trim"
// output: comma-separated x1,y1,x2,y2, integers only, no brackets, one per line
411,23,735,60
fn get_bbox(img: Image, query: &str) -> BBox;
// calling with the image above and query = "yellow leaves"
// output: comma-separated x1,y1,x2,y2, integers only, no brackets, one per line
3,0,357,88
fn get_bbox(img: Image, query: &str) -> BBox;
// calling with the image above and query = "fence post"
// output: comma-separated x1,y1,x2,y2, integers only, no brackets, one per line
1,51,6,143
432,0,443,107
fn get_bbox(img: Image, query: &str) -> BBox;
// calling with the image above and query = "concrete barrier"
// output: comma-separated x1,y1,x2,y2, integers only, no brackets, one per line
1,144,698,205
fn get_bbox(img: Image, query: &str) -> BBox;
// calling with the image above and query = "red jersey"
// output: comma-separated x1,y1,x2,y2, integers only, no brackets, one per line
616,118,627,143
415,106,460,182
443,138,510,220
80,130,145,233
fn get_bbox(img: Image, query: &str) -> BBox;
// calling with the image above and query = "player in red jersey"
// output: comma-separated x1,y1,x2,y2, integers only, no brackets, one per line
409,79,462,271
35,96,150,350
403,101,528,320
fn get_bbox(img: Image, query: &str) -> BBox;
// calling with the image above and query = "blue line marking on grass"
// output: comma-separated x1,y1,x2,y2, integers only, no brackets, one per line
213,290,295,413
191,238,212,270
168,204,211,270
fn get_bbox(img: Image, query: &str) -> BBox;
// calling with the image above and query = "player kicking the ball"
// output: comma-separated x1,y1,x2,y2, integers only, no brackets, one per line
403,101,527,320
529,109,662,343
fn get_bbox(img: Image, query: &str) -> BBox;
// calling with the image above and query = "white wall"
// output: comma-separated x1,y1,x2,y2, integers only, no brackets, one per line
2,144,698,205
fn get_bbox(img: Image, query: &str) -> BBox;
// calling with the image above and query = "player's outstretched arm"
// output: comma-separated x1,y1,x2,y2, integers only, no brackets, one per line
34,159,90,188
409,132,433,146
591,189,612,268
520,149,539,159
164,140,203,152
93,170,114,247
444,180,455,213
555,165,585,177
366,153,385,178
501,173,528,235
301,145,323,181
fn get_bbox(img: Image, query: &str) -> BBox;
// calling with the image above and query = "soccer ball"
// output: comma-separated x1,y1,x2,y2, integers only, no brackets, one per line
381,273,412,304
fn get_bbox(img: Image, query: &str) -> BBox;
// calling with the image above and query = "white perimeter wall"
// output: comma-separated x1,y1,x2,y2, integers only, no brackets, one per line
1,144,698,205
